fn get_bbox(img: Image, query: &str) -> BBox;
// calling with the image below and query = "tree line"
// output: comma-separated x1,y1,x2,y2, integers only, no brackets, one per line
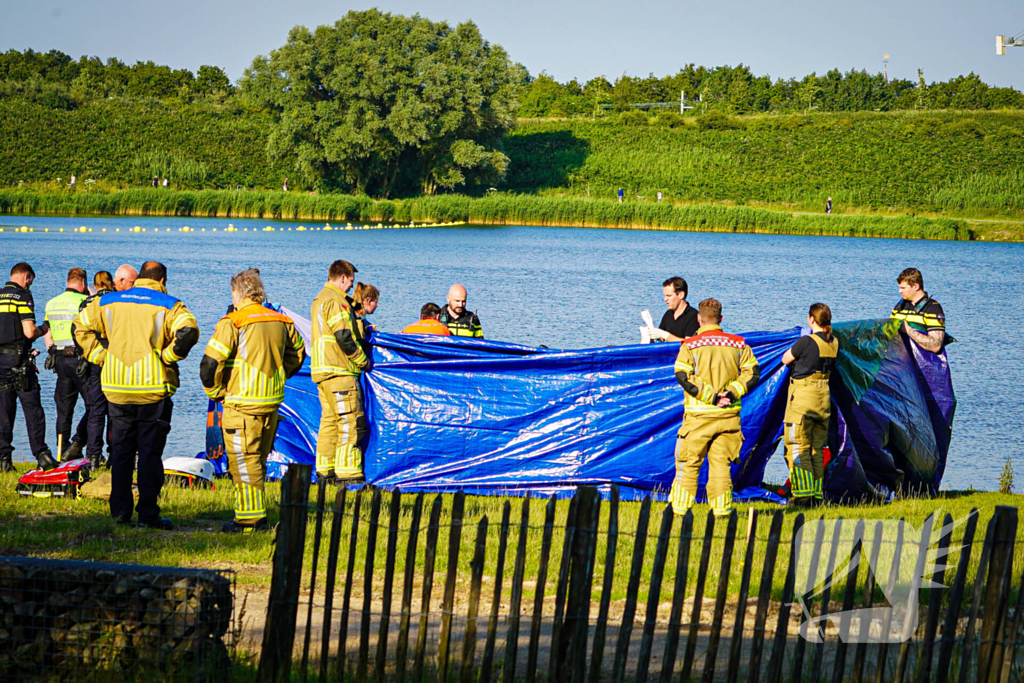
0,48,233,109
519,64,1024,116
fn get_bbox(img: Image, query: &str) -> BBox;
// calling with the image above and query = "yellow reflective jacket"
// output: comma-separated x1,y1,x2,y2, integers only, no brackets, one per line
310,282,367,383
74,279,200,405
673,324,760,418
200,300,306,415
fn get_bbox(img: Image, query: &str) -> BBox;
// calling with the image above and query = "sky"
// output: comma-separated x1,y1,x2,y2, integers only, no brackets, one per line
1,0,1023,88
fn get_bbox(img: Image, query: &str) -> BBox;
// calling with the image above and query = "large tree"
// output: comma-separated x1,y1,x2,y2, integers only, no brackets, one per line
241,9,525,196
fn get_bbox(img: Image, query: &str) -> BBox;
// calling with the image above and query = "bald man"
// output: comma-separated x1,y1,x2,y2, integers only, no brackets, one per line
113,265,138,292
438,284,483,338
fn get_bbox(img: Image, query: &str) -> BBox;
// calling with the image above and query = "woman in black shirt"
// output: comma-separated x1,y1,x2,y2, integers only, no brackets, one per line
781,303,838,506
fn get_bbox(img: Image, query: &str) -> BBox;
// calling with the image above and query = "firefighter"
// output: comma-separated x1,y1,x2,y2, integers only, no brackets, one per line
890,267,949,354
76,269,122,468
669,298,760,518
0,262,55,473
311,260,369,483
781,303,838,506
439,284,483,338
43,267,90,461
200,269,305,533
75,261,199,529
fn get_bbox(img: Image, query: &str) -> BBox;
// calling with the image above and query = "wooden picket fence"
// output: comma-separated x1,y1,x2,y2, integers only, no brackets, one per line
255,465,1022,683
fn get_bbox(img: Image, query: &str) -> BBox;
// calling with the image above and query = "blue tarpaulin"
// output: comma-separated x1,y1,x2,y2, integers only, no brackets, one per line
204,317,954,503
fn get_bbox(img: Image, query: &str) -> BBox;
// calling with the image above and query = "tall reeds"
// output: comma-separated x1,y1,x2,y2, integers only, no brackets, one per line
0,189,972,241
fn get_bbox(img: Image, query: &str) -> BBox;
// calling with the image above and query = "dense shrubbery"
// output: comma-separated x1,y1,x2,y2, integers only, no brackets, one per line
0,188,972,241
503,112,1024,214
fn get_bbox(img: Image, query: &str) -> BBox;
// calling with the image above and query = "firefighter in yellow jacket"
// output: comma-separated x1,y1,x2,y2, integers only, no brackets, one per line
200,269,306,533
781,303,839,506
311,260,369,483
74,262,200,529
669,298,760,518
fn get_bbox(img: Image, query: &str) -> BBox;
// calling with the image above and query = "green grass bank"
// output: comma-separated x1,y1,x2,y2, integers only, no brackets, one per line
4,99,1024,230
0,188,980,240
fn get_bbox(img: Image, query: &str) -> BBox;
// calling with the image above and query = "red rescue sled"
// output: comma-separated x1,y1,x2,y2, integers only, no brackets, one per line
15,458,92,498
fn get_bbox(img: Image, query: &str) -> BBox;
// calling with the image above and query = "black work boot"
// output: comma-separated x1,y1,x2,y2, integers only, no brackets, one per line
0,453,14,474
35,449,58,471
63,441,84,461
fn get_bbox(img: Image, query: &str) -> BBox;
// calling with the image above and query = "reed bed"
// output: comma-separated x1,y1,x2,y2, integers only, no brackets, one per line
0,188,972,241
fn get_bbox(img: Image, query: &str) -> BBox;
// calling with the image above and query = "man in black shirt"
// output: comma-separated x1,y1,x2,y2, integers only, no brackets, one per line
0,262,56,472
650,277,699,342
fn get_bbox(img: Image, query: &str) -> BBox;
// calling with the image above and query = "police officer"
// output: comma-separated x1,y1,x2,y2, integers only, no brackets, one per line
781,303,838,506
311,260,369,483
0,263,56,472
75,261,200,529
43,267,90,460
201,269,306,533
439,284,483,338
891,267,949,354
669,298,760,518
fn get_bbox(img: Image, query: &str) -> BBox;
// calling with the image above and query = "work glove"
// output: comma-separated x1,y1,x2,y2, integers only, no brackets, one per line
44,346,58,372
648,328,670,342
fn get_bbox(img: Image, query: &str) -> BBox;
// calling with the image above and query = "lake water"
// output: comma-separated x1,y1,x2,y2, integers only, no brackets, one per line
2,214,1021,490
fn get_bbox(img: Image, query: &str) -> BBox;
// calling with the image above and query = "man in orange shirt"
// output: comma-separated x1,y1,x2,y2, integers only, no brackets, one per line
402,303,452,336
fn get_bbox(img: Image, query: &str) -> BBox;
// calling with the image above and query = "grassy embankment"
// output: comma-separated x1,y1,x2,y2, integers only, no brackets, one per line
2,467,1020,606
0,188,976,240
2,99,1024,239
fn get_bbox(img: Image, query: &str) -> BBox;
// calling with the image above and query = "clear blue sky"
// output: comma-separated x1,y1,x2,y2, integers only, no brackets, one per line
2,0,1022,88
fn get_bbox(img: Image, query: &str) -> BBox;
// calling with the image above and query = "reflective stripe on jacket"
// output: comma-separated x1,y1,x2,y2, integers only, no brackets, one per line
73,278,200,404
438,308,483,338
202,300,306,415
674,324,760,418
310,282,367,383
45,289,87,348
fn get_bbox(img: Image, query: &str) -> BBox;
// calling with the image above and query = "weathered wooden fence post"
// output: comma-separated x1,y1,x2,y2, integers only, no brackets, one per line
561,486,600,683
979,506,1018,683
934,510,978,683
299,480,327,683
257,463,312,683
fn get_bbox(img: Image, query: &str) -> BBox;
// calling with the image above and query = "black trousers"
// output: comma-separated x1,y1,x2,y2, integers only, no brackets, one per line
54,355,89,454
84,363,107,458
0,354,48,459
107,398,172,524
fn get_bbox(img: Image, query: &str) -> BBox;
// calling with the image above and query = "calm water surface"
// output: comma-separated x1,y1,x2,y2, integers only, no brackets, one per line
2,215,1021,490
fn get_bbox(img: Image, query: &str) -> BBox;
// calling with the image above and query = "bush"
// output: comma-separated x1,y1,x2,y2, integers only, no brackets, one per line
653,112,685,128
696,111,746,132
618,110,650,126
940,119,985,139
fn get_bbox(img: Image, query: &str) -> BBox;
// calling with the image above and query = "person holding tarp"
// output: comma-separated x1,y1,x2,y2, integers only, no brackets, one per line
780,303,838,506
311,260,369,484
891,267,950,354
201,269,306,533
669,298,759,517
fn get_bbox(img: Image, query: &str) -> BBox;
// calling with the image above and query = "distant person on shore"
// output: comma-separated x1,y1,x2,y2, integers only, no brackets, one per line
891,267,949,354
781,303,838,506
283,178,289,192
152,176,158,188
353,282,380,341
310,259,368,484
201,268,305,533
402,303,452,336
649,277,699,342
162,178,169,189
669,298,759,519
70,174,76,190
618,187,624,203
826,197,832,215
439,284,483,338
657,191,663,203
